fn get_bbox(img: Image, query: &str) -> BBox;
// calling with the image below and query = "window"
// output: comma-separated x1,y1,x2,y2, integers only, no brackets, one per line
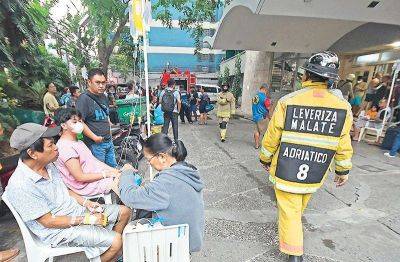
380,51,400,62
209,54,215,62
198,54,209,62
202,86,219,93
354,53,380,65
203,29,215,37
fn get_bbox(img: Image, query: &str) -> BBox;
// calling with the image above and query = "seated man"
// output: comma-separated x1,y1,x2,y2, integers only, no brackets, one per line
54,108,121,197
5,123,131,262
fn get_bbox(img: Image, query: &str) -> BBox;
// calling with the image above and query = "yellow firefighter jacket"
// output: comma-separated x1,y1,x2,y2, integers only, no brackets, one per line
260,81,353,194
217,91,236,118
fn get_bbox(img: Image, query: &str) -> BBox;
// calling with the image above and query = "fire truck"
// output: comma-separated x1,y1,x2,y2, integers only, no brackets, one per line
161,68,196,92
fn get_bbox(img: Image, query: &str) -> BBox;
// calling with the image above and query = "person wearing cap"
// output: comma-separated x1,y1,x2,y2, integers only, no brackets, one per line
337,73,355,101
5,123,131,261
260,51,353,262
216,83,236,142
252,83,272,149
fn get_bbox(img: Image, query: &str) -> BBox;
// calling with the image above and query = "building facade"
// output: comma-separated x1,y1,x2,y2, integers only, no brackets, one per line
210,0,400,117
147,0,225,87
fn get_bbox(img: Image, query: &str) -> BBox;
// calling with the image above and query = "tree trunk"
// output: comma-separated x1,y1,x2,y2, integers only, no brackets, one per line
98,15,129,74
98,39,108,74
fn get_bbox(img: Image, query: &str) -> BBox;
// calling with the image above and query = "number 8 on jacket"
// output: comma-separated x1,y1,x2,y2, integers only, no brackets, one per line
296,164,309,181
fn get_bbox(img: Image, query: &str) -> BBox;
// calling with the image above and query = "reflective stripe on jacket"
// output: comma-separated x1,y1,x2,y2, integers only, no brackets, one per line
260,81,353,194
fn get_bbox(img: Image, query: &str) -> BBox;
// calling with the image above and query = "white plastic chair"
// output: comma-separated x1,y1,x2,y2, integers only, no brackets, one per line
123,221,190,262
1,192,99,262
86,193,113,204
358,108,392,143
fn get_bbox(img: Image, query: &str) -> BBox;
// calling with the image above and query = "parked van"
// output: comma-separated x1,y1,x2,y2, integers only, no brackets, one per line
195,84,221,104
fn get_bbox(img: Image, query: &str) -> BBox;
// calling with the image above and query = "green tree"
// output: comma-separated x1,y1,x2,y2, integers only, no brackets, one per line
82,0,129,73
0,0,70,108
231,55,242,99
219,66,230,86
51,0,129,74
0,71,19,157
110,29,140,80
53,12,96,68
154,0,231,52
0,0,50,69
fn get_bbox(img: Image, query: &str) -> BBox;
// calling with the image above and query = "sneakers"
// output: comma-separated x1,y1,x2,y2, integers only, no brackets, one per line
384,152,396,158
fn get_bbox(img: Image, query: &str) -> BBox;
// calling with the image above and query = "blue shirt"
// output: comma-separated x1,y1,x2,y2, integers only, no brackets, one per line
180,90,189,106
59,93,71,106
154,104,164,125
252,92,269,122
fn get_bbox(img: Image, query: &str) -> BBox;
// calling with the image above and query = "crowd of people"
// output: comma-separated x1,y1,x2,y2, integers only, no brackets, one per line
333,70,400,157
151,79,225,141
4,53,400,262
5,68,206,261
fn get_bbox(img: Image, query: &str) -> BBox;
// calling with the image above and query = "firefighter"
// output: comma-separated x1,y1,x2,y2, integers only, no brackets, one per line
217,84,236,142
260,51,353,262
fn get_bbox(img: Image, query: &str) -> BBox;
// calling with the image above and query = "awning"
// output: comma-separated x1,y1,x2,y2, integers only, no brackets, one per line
205,0,400,53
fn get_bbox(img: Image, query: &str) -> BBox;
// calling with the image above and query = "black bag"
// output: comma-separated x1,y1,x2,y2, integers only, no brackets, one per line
84,92,109,116
161,89,175,113
381,125,400,150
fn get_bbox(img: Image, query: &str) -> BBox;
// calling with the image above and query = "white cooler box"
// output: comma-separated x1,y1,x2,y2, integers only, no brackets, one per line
123,221,190,262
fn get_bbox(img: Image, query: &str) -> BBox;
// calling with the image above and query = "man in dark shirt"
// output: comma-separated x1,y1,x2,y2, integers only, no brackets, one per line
76,68,117,167
179,86,192,124
189,86,199,122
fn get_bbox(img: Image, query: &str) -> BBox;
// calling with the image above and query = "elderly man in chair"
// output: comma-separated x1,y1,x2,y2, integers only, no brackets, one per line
5,123,131,262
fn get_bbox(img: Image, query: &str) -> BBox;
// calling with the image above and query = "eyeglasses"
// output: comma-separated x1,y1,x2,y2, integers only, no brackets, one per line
146,153,159,163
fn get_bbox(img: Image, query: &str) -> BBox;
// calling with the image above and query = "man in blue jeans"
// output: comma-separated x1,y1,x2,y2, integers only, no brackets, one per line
160,79,181,141
76,68,117,167
384,130,400,158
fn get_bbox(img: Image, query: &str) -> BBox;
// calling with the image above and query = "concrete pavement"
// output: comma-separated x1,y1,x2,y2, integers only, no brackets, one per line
1,114,400,261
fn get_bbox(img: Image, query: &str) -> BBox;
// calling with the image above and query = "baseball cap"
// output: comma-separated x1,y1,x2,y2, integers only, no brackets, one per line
10,123,61,151
261,83,269,89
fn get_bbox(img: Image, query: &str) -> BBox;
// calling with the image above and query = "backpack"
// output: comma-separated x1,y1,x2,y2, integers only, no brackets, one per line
161,89,176,113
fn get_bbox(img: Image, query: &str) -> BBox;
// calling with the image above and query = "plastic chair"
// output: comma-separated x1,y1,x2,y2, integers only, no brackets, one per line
358,108,392,143
123,221,190,262
1,192,100,262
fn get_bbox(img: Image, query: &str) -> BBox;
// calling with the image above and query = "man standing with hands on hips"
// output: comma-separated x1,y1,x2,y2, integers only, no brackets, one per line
260,51,353,262
252,83,272,149
76,68,117,167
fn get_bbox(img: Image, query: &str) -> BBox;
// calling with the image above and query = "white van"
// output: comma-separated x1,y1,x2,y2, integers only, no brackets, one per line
195,84,221,104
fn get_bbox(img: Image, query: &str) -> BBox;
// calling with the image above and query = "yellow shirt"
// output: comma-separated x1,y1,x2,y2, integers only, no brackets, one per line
43,92,59,116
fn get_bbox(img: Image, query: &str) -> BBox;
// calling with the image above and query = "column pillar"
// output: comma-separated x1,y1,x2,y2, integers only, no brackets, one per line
240,51,273,117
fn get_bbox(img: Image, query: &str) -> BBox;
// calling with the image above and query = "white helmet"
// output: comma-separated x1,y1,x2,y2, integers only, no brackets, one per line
302,51,340,80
